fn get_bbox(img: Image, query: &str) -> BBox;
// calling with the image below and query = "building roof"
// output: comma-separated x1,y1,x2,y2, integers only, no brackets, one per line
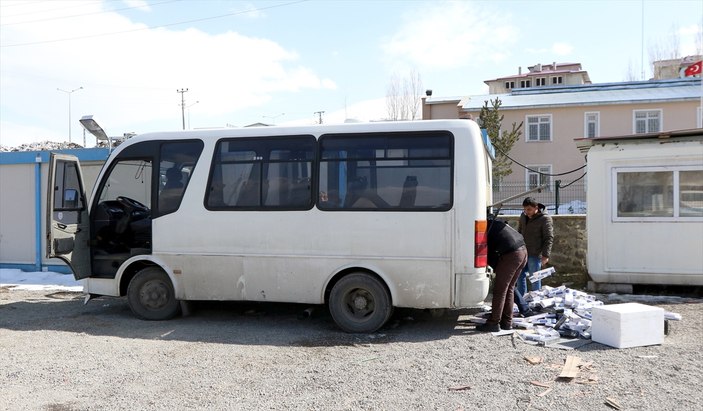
423,96,465,105
575,128,703,152
460,78,701,111
484,62,590,83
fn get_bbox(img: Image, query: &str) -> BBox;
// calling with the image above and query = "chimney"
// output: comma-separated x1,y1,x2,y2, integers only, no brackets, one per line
553,61,557,71
519,66,522,75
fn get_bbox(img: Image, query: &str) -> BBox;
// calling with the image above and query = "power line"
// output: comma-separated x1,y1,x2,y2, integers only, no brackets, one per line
0,0,98,17
1,0,181,27
1,0,308,48
494,144,587,177
559,172,587,188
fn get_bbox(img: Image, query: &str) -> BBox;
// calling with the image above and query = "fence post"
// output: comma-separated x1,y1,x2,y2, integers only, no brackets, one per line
554,180,561,215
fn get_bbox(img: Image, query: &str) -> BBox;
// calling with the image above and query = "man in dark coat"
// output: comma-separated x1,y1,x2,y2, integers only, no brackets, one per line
516,197,554,296
476,219,528,332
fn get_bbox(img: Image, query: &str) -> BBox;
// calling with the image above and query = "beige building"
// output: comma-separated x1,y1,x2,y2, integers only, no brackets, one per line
653,55,702,80
484,62,591,94
422,66,701,201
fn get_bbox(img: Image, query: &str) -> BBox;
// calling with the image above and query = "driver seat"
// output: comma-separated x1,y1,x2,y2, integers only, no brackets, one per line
160,167,185,213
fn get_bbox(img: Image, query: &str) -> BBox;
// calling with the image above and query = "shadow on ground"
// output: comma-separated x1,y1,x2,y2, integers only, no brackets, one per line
0,289,486,347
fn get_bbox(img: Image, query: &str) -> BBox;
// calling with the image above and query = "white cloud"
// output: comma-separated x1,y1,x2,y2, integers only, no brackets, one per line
380,1,518,71
679,24,701,36
228,2,267,19
526,42,574,56
552,42,573,56
280,97,387,126
679,24,702,56
122,0,151,12
0,1,333,147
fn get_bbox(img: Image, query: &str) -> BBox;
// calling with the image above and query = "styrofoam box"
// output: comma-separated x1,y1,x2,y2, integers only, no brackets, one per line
591,303,665,349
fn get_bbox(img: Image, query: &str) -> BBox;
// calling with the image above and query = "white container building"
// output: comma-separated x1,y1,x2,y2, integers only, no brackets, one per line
577,129,703,287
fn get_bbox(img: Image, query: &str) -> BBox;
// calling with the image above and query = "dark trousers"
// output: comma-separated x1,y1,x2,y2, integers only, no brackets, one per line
488,246,528,325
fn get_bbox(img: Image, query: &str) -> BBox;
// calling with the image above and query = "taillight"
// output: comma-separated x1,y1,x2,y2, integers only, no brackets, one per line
474,220,488,267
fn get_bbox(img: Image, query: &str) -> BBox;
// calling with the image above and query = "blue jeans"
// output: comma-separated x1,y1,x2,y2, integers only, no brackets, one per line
516,256,542,296
513,289,531,315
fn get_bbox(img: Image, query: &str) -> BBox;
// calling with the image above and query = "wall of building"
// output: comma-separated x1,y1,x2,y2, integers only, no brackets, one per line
0,149,109,272
462,99,700,184
0,164,36,265
595,101,700,136
421,98,462,120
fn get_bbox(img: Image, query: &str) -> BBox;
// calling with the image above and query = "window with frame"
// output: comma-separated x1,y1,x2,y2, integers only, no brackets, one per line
526,165,552,191
318,132,453,211
633,110,661,134
206,136,315,210
551,76,563,84
520,80,531,88
53,159,85,211
526,115,552,141
97,159,152,208
505,81,515,89
536,77,546,86
158,140,204,215
585,112,599,138
615,168,703,219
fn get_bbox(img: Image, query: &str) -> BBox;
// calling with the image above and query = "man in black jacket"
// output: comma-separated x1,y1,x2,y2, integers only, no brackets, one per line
476,219,528,332
516,197,554,296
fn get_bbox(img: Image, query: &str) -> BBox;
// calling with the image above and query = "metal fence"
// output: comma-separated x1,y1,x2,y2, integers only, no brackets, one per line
491,180,587,215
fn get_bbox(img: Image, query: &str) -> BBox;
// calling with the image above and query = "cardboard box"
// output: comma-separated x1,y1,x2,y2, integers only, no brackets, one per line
591,303,664,348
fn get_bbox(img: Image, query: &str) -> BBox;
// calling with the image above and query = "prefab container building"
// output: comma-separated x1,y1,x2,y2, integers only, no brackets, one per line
577,129,703,287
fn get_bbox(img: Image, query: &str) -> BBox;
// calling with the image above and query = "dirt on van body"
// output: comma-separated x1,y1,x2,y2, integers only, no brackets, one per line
1,287,701,410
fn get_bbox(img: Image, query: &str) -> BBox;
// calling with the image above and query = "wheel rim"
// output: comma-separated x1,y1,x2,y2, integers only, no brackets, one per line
343,288,376,319
139,279,170,310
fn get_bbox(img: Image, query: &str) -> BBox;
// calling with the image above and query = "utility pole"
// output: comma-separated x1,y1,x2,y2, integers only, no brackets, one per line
177,88,189,130
314,110,325,124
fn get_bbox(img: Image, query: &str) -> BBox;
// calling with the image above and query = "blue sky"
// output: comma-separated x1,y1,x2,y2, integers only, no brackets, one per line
0,0,701,148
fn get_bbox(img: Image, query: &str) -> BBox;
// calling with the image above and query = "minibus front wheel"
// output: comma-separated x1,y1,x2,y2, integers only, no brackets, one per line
329,272,392,333
127,267,181,321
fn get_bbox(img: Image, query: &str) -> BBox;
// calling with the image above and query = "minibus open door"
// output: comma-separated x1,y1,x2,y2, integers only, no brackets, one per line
47,153,92,280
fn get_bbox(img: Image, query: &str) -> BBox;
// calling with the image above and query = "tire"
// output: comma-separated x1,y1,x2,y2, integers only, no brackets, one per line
329,272,392,333
127,267,180,320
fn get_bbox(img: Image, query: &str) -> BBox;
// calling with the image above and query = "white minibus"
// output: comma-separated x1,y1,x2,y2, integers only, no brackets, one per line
47,120,494,332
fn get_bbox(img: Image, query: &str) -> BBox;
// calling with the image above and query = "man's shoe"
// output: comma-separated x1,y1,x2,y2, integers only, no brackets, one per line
475,322,500,332
522,309,539,318
500,322,512,330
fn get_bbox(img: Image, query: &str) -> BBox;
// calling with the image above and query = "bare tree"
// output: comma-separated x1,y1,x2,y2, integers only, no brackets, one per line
386,70,423,121
624,59,639,81
404,69,423,120
386,74,402,121
649,24,682,68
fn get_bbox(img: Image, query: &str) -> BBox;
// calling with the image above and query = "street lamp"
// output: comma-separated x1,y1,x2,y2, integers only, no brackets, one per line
57,86,83,144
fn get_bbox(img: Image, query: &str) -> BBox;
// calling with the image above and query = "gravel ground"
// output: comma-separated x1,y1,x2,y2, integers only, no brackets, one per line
1,287,701,411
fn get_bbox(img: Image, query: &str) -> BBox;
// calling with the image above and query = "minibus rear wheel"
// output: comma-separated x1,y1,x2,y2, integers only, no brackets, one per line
127,267,181,321
329,272,392,333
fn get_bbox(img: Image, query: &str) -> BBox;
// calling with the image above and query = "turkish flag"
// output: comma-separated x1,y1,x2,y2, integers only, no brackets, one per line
684,60,702,77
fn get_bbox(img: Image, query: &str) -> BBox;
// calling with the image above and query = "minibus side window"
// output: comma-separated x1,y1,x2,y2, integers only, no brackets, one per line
206,136,315,210
318,132,453,211
157,140,204,215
